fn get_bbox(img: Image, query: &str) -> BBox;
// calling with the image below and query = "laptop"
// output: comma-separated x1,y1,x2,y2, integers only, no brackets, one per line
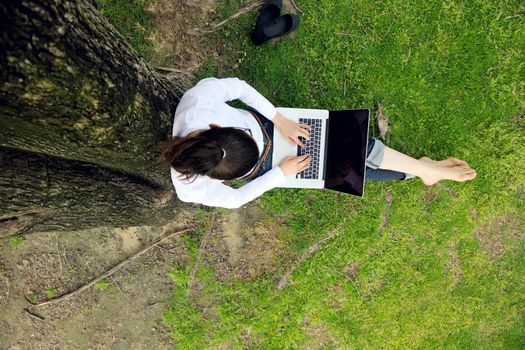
271,107,370,196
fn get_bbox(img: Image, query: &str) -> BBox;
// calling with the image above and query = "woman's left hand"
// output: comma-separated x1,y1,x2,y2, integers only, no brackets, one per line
273,112,311,147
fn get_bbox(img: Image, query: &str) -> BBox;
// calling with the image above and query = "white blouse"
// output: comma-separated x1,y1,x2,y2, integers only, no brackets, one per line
170,77,286,209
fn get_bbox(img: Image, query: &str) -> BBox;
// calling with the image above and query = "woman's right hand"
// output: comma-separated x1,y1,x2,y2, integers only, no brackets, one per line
278,155,312,176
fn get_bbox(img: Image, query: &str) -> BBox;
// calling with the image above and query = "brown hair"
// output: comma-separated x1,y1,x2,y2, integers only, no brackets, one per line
161,127,259,181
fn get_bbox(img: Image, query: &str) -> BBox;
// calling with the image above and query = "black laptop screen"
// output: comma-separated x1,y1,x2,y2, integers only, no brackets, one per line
323,109,370,196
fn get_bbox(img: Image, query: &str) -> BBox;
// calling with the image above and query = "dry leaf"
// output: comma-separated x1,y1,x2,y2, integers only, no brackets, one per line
375,102,390,140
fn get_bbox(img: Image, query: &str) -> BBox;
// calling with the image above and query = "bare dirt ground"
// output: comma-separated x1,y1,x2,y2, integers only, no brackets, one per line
205,203,288,282
147,0,220,71
474,213,524,261
0,199,288,349
0,211,194,350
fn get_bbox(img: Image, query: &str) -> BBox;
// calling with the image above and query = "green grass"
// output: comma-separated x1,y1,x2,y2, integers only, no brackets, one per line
95,277,113,292
10,235,23,249
45,287,58,299
97,0,153,60
102,0,525,348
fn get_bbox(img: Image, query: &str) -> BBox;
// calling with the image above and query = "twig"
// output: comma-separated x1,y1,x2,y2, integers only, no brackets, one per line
186,216,216,296
24,308,45,321
66,254,89,276
273,80,285,98
30,227,194,307
277,228,341,290
146,301,163,308
319,265,360,296
356,19,373,41
289,0,303,13
192,1,263,34
154,66,192,75
155,244,177,254
381,24,392,40
112,278,124,294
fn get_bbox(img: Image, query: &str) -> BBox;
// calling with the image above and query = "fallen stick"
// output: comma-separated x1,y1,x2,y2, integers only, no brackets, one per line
289,0,303,13
277,228,341,291
192,1,263,34
31,227,194,307
24,308,45,321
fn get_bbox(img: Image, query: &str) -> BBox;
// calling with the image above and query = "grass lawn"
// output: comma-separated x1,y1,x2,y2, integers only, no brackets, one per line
100,0,524,348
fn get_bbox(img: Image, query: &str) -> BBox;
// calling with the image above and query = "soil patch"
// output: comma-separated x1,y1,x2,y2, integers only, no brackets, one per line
445,243,463,286
474,213,524,261
147,0,220,70
204,201,287,282
300,316,340,350
0,211,194,349
344,260,360,280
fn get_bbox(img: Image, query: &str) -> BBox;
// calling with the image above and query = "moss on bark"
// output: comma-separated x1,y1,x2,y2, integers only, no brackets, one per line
0,0,190,186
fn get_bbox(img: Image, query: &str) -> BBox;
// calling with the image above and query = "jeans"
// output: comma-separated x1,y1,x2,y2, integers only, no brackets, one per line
365,138,412,181
251,115,274,179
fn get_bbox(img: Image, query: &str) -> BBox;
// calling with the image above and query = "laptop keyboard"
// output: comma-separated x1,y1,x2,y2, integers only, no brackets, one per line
297,118,322,179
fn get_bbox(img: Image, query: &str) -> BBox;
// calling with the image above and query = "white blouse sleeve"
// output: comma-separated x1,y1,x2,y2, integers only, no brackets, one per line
172,167,286,209
187,77,277,120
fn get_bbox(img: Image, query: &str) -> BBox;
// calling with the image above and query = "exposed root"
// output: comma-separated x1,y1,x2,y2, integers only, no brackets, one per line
186,215,216,296
29,227,194,307
24,308,45,321
277,228,341,291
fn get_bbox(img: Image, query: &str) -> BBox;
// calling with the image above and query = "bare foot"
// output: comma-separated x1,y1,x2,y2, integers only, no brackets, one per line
418,157,476,185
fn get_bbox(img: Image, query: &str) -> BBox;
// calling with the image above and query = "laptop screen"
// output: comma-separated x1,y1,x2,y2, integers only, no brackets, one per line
323,109,370,196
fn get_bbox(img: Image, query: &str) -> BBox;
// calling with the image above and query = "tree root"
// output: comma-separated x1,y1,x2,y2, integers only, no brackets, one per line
24,308,45,321
29,226,194,307
186,215,216,296
277,227,341,291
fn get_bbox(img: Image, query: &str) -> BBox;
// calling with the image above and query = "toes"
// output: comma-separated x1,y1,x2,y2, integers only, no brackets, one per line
460,170,477,181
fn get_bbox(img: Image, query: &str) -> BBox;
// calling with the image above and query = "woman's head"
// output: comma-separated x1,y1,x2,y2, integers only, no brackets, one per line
161,127,259,181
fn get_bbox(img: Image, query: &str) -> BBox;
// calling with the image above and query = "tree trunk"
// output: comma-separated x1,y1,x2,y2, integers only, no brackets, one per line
0,0,192,232
0,146,178,235
0,0,190,185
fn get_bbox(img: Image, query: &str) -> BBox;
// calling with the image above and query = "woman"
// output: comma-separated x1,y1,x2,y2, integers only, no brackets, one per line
162,78,476,209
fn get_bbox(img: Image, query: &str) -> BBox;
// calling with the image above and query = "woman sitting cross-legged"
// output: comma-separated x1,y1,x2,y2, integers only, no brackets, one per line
162,78,476,209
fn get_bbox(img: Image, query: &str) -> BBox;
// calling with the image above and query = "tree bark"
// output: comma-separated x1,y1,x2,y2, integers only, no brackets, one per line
0,146,177,234
0,0,190,186
0,0,192,231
